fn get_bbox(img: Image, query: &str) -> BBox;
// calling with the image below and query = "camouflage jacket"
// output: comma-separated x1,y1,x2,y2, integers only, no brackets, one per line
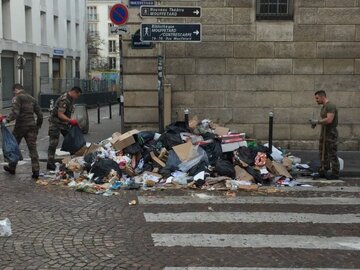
50,92,74,126
7,90,43,128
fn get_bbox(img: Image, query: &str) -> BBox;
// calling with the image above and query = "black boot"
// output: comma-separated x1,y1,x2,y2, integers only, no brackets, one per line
32,171,39,180
4,165,16,175
47,163,56,170
312,171,326,180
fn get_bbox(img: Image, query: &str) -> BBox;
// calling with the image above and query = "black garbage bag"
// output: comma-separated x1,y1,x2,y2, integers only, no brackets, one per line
158,132,183,150
61,125,86,154
235,147,258,166
90,158,122,183
245,166,263,184
188,160,209,176
215,159,235,178
1,123,23,163
123,142,142,155
200,140,222,166
165,150,181,171
136,131,156,145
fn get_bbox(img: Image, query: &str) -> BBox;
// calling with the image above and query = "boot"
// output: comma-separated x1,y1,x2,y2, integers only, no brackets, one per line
32,171,39,180
326,174,339,180
312,171,326,180
47,163,56,171
4,165,16,175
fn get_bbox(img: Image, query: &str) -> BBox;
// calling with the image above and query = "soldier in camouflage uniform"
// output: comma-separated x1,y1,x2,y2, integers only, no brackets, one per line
47,86,82,170
0,84,43,179
309,90,340,180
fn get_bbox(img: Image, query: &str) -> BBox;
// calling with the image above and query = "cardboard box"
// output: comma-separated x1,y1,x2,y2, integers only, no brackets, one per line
111,129,139,151
214,126,230,136
221,141,247,152
266,159,292,178
234,165,254,181
75,143,102,156
172,141,197,162
150,151,166,167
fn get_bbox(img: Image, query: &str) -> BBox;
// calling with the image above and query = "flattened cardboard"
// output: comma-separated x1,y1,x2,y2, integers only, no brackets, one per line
172,141,197,162
266,160,292,178
111,129,139,151
235,165,254,181
214,126,230,136
150,151,165,167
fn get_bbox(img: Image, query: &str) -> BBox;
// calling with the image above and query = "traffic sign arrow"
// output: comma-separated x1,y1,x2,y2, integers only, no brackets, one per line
140,6,201,18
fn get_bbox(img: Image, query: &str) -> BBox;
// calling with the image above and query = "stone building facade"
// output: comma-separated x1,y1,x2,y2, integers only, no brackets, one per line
123,0,360,150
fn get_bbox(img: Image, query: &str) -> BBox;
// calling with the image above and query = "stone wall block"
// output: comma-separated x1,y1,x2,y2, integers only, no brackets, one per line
355,25,360,41
235,75,273,90
202,25,226,41
123,75,157,90
166,58,195,75
325,25,356,41
165,43,186,57
123,42,158,57
177,108,233,125
124,108,158,123
325,0,357,6
172,91,195,106
123,58,157,74
355,59,360,74
186,42,233,57
186,75,235,91
291,91,319,107
339,108,360,124
226,58,255,74
323,59,354,74
201,8,233,25
294,25,325,41
233,8,254,24
298,0,325,7
256,22,293,41
317,42,360,58
290,125,320,140
196,58,226,74
273,75,315,91
254,124,291,140
275,42,317,58
225,0,253,8
166,75,185,91
314,75,360,91
293,59,323,74
195,91,225,107
233,108,272,124
296,8,317,24
317,8,360,24
124,91,157,106
226,91,291,108
256,59,293,75
226,25,255,41
234,42,274,58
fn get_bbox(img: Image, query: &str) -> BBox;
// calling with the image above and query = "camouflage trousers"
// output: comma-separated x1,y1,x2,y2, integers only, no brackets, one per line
10,126,39,172
47,123,69,165
319,127,340,176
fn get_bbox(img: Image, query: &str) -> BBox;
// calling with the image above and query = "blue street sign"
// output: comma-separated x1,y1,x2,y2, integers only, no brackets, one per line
140,23,202,42
109,4,128,26
129,0,155,7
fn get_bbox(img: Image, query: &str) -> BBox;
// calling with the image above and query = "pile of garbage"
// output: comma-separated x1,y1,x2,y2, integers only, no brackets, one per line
37,118,314,195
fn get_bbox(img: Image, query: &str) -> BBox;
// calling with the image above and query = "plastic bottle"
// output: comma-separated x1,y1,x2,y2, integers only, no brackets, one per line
0,218,12,237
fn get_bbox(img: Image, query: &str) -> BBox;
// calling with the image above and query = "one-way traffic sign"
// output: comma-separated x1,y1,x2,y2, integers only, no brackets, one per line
140,6,201,18
140,23,202,42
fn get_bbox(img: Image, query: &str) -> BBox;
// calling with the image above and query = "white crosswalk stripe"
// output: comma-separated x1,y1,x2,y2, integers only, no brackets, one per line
139,182,360,269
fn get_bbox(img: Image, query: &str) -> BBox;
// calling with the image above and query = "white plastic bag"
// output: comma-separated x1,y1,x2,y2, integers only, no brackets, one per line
0,218,12,237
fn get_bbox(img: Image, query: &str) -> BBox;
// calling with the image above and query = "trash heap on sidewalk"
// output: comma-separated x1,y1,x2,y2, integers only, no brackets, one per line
37,118,314,195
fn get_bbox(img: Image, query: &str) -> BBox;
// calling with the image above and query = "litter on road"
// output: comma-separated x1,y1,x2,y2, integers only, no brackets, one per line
36,117,317,196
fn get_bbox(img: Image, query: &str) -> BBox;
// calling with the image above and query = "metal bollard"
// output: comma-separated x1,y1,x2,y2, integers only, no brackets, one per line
97,103,100,124
184,109,189,129
109,102,112,119
268,111,274,154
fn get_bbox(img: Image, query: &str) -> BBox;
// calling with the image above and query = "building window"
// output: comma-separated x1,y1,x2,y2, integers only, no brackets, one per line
108,23,115,35
109,40,116,53
88,23,98,36
87,6,98,21
108,57,116,69
256,0,293,20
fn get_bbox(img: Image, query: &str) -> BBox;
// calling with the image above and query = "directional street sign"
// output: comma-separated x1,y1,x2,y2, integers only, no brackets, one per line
109,4,128,26
140,23,202,42
129,0,155,7
140,6,201,18
110,25,129,35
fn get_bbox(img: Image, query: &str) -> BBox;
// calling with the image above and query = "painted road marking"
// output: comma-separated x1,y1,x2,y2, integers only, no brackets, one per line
138,196,360,205
144,212,360,223
152,234,360,250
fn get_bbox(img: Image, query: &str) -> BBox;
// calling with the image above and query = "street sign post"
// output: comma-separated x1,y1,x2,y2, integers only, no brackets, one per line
110,25,129,35
129,0,155,7
140,23,201,42
140,6,201,18
109,4,128,26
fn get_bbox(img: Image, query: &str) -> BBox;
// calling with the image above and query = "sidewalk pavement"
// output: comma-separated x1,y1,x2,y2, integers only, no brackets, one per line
1,104,359,177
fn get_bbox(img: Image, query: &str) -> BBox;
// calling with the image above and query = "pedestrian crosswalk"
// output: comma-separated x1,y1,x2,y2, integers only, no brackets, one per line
138,182,360,269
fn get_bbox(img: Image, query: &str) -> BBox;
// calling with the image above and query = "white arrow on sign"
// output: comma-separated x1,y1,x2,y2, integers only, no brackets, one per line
110,25,129,35
193,30,200,35
193,9,200,15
